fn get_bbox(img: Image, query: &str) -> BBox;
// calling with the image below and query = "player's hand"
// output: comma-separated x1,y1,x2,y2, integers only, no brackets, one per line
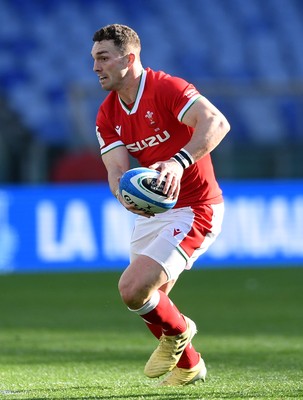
149,159,184,200
116,192,155,218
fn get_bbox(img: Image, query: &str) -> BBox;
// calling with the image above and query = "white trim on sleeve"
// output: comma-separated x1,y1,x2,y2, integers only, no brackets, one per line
177,94,201,122
100,141,125,155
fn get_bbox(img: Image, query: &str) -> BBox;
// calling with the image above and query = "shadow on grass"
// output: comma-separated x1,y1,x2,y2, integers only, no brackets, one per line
1,386,207,400
0,386,233,400
3,386,296,400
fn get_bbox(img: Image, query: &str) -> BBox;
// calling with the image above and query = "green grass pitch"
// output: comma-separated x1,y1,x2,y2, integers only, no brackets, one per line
0,267,302,399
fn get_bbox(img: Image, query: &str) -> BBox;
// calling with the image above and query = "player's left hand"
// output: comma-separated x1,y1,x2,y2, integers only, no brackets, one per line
149,159,184,200
117,191,155,218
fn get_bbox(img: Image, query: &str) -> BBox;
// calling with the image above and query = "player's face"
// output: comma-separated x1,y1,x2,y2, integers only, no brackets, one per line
92,40,129,91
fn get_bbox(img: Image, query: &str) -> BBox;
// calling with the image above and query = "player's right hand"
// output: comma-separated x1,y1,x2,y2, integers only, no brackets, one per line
149,159,184,200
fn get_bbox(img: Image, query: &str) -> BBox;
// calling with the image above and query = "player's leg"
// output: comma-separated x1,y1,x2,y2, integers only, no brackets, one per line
159,280,201,370
158,203,225,386
125,210,205,380
118,255,197,378
118,254,192,336
143,279,200,370
143,280,176,339
123,204,224,385
157,278,206,385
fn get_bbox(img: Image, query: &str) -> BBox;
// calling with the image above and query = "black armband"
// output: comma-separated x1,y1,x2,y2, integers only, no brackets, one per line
171,148,194,169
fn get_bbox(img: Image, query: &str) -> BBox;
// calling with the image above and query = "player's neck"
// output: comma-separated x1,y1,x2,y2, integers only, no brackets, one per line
117,65,143,105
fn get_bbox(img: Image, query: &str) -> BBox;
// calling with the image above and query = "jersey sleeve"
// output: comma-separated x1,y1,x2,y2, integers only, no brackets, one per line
95,104,125,156
160,75,202,123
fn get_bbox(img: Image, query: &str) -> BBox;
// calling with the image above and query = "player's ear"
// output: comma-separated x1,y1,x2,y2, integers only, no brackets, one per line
127,53,135,66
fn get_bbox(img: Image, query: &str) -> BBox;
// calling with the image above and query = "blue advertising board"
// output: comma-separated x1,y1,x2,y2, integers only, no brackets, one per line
0,180,302,273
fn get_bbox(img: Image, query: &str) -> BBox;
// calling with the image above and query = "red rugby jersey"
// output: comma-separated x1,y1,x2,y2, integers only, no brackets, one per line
96,68,223,207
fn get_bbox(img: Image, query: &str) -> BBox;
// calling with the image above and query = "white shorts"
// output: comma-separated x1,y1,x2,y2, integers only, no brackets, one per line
130,203,224,281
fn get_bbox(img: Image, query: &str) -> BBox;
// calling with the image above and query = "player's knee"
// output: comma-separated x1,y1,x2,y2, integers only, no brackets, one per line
118,275,146,309
118,275,136,307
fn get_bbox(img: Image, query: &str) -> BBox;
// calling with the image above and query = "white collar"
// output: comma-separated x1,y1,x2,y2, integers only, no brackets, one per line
118,69,147,115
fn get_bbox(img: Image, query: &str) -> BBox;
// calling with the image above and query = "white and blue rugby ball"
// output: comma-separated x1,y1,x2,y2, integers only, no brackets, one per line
119,167,177,214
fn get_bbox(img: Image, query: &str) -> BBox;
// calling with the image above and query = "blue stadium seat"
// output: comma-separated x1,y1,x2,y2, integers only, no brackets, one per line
0,0,302,146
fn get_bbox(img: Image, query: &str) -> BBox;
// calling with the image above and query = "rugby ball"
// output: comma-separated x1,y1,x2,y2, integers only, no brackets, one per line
119,167,177,214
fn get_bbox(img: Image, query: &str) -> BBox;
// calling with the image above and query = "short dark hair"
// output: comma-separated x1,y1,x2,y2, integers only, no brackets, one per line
92,24,141,54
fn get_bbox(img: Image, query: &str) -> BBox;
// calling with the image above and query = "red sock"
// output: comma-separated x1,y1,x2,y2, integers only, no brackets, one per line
141,290,187,336
176,344,201,369
144,321,162,339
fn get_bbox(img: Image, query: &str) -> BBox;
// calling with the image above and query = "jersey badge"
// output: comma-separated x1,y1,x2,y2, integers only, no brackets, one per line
145,110,157,127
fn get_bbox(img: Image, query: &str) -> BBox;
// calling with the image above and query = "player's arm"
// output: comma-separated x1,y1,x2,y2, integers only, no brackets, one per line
180,95,230,163
150,96,230,198
102,145,130,198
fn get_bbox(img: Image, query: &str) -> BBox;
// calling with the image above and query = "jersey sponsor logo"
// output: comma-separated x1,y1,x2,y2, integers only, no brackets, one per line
126,130,170,152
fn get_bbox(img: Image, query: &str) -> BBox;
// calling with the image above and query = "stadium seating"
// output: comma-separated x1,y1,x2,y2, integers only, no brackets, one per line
0,0,302,180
